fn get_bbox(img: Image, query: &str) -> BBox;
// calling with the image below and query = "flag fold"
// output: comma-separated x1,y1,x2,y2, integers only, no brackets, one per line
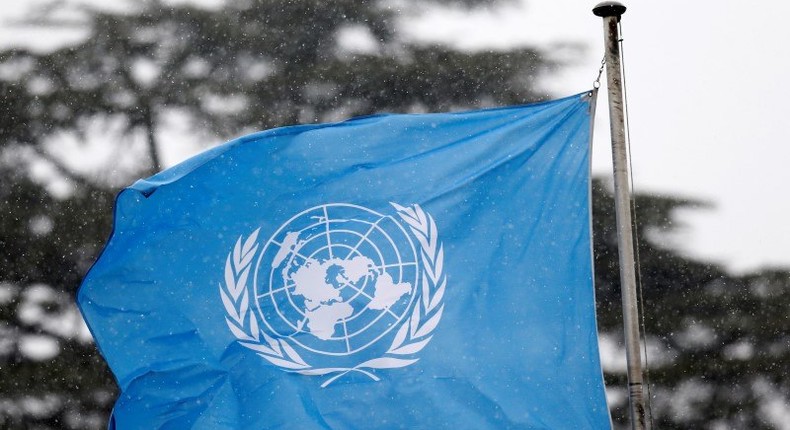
79,92,610,429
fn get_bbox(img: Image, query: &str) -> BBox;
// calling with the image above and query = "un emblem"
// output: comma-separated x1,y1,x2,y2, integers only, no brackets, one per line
220,203,446,386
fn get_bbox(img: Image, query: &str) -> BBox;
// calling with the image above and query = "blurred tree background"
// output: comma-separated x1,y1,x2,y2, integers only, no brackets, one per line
0,1,787,429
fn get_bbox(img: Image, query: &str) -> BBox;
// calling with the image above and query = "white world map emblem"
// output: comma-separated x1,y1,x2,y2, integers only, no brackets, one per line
220,203,446,386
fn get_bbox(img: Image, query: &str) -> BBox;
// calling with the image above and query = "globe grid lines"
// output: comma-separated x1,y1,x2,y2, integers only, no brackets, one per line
322,206,333,259
269,239,311,261
254,260,417,306
341,318,351,352
266,235,392,333
261,264,403,338
344,215,384,258
330,278,400,320
270,232,384,328
303,243,371,306
253,203,419,356
267,212,405,273
272,217,406,310
255,261,418,322
223,202,445,385
266,241,404,343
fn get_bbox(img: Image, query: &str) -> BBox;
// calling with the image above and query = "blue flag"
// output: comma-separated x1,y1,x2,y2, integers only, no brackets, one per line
79,92,610,429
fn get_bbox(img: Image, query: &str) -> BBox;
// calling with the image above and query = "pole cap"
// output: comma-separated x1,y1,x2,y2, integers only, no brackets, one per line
593,1,626,17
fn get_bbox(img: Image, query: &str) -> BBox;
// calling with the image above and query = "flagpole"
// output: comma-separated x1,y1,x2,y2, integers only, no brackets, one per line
592,2,648,430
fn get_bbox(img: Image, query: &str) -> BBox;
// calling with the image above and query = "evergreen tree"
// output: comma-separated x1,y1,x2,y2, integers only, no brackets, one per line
592,179,790,429
1,1,549,427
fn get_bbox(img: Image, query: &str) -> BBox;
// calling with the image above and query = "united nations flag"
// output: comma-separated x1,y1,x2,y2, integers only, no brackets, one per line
79,92,611,429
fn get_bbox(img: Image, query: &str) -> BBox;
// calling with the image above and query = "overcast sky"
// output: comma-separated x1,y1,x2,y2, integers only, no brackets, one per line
2,0,788,274
403,0,790,274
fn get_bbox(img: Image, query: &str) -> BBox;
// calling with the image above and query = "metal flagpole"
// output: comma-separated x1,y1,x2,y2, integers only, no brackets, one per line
592,2,649,430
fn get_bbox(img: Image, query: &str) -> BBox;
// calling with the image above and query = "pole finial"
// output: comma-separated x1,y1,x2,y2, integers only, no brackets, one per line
593,1,626,17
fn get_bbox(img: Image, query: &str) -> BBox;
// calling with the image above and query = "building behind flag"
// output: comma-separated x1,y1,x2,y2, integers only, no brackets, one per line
78,92,611,429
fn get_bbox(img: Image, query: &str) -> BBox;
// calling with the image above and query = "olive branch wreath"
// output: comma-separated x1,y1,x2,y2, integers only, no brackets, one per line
219,203,445,387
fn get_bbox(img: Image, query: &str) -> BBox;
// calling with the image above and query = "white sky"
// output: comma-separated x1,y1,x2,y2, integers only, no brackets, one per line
2,0,788,274
403,0,790,274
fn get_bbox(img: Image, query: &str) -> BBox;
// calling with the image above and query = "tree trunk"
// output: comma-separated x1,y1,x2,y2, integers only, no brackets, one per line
143,106,161,174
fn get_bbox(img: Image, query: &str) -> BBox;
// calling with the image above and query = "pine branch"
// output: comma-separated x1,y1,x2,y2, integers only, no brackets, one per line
30,145,98,191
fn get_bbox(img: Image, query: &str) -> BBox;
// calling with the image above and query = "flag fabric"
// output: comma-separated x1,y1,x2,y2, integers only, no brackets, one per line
78,92,611,429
